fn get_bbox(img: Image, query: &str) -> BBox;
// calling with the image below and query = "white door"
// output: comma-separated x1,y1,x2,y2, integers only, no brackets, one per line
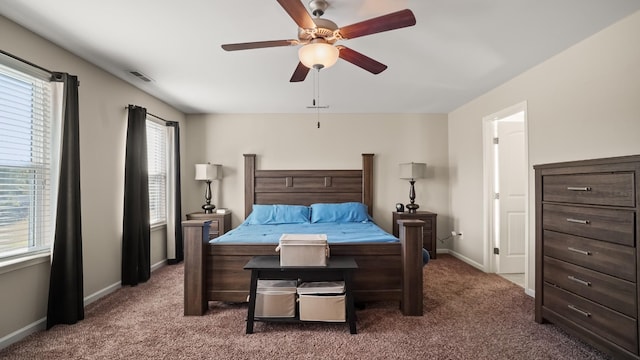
495,116,526,274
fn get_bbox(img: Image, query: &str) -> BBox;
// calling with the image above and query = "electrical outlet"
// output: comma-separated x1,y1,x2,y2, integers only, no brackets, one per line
451,231,463,240
458,232,463,240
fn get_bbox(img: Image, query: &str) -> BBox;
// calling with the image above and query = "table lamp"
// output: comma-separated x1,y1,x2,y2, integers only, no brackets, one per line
195,163,222,213
399,162,427,214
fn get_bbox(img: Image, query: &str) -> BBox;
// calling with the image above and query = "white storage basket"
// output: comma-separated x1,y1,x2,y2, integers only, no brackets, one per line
276,234,329,267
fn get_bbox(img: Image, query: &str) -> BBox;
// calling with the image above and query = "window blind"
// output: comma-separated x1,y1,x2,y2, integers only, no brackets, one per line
146,119,167,225
0,62,54,259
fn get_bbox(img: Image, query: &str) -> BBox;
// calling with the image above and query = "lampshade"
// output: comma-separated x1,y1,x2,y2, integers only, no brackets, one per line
195,163,221,181
399,162,427,180
298,41,339,70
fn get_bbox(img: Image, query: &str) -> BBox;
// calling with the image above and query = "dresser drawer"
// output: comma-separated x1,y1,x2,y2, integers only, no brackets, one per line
544,257,636,317
543,230,636,282
544,284,638,354
542,204,635,246
543,173,635,207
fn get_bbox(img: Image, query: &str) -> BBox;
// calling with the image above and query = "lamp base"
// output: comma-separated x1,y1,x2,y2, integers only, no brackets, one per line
406,203,419,214
202,204,216,214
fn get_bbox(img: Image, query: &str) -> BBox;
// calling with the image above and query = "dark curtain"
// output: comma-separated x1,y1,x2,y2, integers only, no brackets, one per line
122,105,150,285
167,121,184,263
47,73,84,329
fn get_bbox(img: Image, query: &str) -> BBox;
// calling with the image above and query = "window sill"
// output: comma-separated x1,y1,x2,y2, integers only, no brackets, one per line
151,222,167,231
0,251,50,276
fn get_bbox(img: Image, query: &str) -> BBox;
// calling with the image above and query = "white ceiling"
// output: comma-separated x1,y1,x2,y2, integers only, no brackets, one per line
2,1,639,114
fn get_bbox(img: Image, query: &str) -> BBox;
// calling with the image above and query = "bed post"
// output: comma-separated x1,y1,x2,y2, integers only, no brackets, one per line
398,219,424,316
183,220,211,316
362,153,374,216
244,154,256,219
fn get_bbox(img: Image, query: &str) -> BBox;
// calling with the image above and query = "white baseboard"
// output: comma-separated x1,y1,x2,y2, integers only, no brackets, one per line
151,259,167,272
0,317,46,350
83,281,121,306
445,249,488,272
441,249,537,299
525,288,535,298
83,259,166,306
1,259,170,351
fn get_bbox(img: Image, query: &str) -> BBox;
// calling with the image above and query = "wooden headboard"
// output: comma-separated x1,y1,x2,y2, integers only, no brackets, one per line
243,154,374,218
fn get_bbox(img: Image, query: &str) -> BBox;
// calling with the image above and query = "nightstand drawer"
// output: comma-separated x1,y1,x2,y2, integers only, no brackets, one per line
185,212,231,240
543,172,635,207
543,230,636,281
544,256,636,317
542,204,634,246
543,284,637,354
421,219,433,230
392,211,437,259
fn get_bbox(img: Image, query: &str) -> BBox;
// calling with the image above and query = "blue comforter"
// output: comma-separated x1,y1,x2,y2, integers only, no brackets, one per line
210,221,399,244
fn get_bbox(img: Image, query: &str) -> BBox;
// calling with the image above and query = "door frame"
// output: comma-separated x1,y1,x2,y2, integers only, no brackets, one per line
481,101,529,283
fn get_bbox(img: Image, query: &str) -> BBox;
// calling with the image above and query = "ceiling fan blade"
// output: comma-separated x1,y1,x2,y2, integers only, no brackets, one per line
290,62,310,82
337,46,387,74
221,39,298,51
338,9,416,40
277,0,316,29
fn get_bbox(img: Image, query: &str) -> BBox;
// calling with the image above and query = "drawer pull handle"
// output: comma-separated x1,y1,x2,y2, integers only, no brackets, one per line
567,247,591,256
568,275,591,287
567,304,591,317
567,186,592,192
566,218,590,225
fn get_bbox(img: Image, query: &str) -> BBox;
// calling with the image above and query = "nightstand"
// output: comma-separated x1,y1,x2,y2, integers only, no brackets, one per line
185,212,231,240
392,211,437,259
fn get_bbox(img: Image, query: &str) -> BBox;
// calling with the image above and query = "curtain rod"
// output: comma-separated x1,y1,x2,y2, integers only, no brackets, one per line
126,105,174,123
0,49,53,75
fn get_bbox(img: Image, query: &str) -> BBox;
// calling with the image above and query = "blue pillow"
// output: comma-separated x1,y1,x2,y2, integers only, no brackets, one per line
247,204,310,225
310,202,370,223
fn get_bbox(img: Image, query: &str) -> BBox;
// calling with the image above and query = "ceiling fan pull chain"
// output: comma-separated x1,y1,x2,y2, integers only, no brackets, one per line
317,68,321,128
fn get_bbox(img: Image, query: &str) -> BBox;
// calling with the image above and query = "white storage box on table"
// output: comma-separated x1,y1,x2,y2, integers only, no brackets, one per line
276,234,329,267
255,280,297,318
297,281,346,322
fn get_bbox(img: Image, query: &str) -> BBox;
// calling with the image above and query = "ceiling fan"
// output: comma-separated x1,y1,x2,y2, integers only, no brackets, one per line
221,0,417,82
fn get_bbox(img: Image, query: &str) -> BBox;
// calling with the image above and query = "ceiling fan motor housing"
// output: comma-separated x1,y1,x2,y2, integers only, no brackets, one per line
309,0,329,17
298,18,339,44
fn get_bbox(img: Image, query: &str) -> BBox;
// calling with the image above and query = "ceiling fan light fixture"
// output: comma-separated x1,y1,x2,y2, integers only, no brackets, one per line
298,41,339,70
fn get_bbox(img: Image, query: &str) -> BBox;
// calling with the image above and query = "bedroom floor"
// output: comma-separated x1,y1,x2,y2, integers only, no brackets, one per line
0,255,610,359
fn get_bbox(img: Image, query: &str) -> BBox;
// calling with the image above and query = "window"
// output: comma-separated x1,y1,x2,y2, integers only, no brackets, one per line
0,57,55,260
146,119,167,226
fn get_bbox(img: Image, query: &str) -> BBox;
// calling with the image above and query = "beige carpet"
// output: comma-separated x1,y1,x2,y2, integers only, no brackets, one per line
0,254,611,359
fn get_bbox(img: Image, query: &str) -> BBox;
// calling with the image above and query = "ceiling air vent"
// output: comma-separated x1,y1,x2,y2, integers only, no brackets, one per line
128,70,153,82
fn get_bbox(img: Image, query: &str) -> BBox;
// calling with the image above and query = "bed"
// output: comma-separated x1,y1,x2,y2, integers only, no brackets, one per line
183,154,425,316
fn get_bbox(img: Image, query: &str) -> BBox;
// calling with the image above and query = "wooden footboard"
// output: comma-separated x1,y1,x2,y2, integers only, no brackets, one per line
183,219,424,316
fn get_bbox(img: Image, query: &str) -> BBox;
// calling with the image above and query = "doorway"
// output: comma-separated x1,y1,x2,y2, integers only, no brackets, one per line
482,102,528,285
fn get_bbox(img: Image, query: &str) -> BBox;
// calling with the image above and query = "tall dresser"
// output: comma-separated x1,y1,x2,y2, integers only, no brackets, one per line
535,155,640,359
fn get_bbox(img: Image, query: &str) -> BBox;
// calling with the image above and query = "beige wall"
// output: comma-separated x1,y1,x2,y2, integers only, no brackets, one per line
0,16,185,341
183,113,450,235
448,10,640,294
